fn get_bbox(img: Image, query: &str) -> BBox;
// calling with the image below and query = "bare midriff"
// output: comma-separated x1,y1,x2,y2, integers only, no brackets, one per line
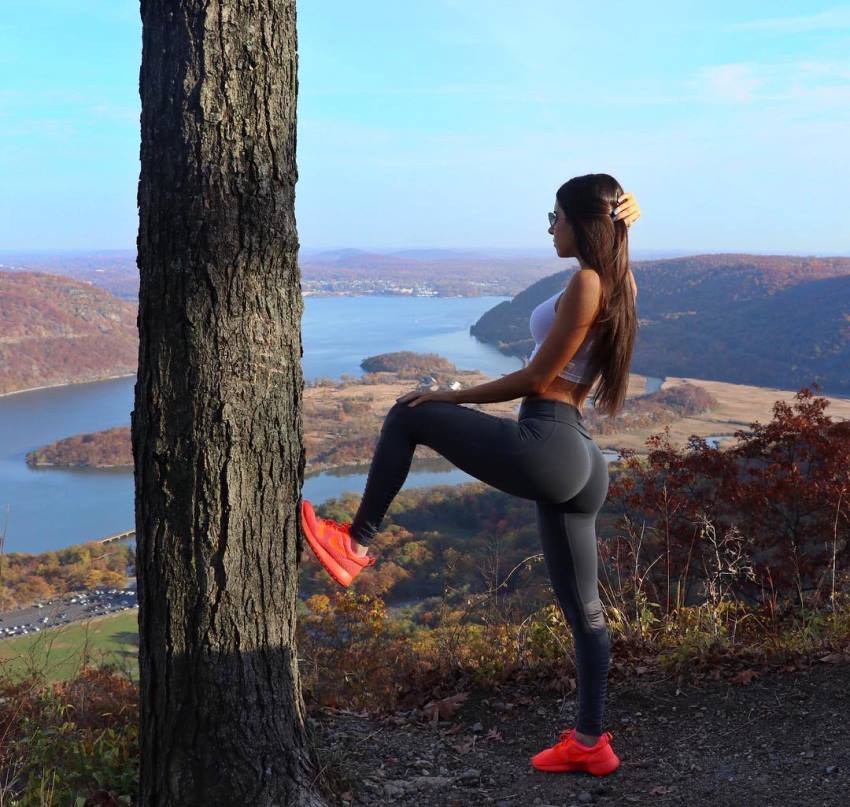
522,379,594,416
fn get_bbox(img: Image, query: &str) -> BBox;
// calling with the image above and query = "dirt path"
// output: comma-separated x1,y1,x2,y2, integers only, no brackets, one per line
312,660,850,806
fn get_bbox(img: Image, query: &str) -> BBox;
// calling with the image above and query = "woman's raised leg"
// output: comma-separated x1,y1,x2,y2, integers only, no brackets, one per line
349,399,553,546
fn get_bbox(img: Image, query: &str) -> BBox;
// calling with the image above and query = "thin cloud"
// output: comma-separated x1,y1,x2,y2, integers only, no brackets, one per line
729,8,850,33
693,60,850,106
698,64,764,103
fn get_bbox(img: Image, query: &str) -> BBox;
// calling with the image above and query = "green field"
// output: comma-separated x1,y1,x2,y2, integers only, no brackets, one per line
0,610,139,683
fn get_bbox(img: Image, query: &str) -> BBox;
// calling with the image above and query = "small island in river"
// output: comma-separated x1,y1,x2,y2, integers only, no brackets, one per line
26,426,133,468
25,352,495,473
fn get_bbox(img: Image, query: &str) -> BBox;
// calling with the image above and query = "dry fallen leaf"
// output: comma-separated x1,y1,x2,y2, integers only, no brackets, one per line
729,669,759,685
485,727,504,742
451,736,476,754
423,692,469,723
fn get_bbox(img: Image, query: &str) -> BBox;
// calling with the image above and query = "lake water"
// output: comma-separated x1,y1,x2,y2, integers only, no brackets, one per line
0,294,661,554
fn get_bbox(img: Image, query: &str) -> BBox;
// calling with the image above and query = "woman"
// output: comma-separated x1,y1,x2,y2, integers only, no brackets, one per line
300,173,640,777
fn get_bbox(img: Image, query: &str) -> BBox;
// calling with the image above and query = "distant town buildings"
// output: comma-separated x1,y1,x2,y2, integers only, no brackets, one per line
419,376,464,391
302,280,440,296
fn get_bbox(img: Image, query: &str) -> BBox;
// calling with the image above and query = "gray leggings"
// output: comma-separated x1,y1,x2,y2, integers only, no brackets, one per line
350,396,611,736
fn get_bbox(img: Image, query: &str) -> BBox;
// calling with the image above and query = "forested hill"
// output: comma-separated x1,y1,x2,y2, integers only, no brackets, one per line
470,253,850,396
0,271,138,396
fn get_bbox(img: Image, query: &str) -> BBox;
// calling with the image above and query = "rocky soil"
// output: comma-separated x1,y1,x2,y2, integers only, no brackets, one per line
311,659,850,807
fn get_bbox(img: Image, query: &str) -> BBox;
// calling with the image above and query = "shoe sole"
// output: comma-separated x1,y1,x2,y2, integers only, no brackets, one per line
300,500,354,588
532,757,620,776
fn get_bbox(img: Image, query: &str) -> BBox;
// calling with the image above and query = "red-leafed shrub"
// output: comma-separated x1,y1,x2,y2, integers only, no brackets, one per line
606,386,850,617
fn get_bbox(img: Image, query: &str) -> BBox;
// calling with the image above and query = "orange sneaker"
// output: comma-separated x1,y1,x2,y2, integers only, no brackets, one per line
299,499,375,587
531,728,620,776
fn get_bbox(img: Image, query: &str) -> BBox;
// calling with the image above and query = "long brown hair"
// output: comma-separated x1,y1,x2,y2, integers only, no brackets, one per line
556,173,637,417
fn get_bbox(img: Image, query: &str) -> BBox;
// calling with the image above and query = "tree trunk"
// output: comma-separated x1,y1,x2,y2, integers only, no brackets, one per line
134,1,323,803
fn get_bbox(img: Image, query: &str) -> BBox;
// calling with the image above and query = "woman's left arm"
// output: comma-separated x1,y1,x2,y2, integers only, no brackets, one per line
397,367,537,407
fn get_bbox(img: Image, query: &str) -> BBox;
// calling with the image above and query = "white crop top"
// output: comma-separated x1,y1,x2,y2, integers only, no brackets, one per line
526,289,600,384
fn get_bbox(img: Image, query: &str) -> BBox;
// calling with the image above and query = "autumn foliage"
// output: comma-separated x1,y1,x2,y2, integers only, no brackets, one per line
605,386,850,613
0,271,137,397
0,667,138,805
26,427,133,469
0,541,130,611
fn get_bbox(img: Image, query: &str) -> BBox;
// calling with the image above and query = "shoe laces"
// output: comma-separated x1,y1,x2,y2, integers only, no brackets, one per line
330,519,377,566
557,729,576,746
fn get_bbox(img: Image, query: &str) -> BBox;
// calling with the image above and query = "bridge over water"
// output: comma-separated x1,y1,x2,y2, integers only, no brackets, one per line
99,529,135,545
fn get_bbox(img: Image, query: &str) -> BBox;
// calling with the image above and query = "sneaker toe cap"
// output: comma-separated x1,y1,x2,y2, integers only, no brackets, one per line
530,748,561,769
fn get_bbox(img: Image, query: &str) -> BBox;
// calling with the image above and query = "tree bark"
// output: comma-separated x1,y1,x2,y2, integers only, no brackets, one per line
134,1,323,803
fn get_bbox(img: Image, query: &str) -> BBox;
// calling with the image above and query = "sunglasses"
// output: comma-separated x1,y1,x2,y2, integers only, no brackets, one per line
550,209,620,227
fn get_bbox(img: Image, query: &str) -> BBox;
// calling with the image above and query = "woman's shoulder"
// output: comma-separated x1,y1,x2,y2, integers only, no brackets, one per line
558,270,603,316
568,267,636,303
572,267,603,288
570,268,604,303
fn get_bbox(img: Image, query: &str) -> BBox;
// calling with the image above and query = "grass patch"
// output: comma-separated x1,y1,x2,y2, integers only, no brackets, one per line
0,610,138,683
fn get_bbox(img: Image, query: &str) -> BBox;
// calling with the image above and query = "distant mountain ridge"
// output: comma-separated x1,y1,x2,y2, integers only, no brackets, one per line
470,253,850,396
0,271,137,396
3,252,849,398
1,248,563,299
0,250,138,300
2,247,765,301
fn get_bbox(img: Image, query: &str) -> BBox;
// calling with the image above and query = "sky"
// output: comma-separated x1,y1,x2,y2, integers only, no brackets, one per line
1,1,849,253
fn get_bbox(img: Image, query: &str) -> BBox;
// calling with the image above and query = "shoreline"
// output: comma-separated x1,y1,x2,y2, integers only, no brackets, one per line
24,455,465,475
27,461,133,470
0,372,137,400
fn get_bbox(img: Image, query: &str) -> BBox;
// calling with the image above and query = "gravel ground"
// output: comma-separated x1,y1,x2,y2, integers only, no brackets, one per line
311,659,850,807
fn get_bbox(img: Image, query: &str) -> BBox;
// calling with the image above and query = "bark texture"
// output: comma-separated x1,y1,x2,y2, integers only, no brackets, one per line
134,1,323,803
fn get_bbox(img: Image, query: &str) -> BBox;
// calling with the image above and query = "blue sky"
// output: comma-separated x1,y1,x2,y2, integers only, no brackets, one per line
1,1,848,253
